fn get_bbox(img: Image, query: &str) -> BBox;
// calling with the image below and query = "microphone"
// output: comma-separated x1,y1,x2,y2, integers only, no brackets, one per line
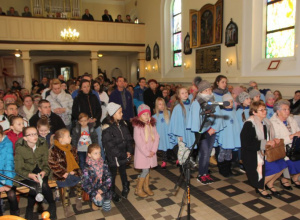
207,101,230,107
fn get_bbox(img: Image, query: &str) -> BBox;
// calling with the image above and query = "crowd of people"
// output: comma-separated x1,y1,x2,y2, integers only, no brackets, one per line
0,73,300,219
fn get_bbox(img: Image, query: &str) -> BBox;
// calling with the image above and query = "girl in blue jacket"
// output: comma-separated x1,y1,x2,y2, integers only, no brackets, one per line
0,125,19,216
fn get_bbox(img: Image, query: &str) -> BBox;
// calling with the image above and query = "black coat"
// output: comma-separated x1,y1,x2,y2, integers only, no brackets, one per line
289,99,300,115
102,14,113,22
72,91,102,128
240,121,265,189
102,118,134,167
29,112,66,134
143,88,162,115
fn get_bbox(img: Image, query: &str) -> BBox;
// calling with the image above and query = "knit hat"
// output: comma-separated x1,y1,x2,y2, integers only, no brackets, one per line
249,89,260,99
3,94,17,102
232,87,244,96
238,92,250,103
265,91,275,101
138,104,151,117
222,93,233,102
197,80,211,92
106,102,121,116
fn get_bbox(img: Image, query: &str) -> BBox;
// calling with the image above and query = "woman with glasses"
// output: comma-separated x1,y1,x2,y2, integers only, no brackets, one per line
241,101,286,199
14,126,56,220
270,100,300,189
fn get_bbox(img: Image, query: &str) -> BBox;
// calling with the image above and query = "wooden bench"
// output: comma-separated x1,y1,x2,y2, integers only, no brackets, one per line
0,180,57,198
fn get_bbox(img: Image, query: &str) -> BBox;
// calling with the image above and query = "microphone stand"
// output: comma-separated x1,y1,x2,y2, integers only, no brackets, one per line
0,173,35,191
175,109,214,220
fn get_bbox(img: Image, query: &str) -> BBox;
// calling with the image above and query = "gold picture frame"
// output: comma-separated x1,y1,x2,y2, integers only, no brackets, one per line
189,10,200,48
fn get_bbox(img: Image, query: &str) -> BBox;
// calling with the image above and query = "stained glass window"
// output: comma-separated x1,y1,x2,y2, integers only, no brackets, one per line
172,0,182,67
266,0,296,58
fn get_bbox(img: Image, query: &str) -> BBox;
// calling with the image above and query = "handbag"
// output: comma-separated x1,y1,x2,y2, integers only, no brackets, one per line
286,136,300,161
82,191,90,201
265,139,285,162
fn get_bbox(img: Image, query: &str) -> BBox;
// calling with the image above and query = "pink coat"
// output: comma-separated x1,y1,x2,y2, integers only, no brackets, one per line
132,117,159,169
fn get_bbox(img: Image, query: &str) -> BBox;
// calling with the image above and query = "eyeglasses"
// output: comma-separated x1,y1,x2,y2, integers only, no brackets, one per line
26,133,38,137
257,109,267,112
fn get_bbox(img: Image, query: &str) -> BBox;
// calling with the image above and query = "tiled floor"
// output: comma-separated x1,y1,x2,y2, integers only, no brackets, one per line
2,158,300,220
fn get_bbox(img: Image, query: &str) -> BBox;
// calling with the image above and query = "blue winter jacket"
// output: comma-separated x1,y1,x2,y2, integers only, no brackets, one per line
0,136,15,186
109,89,134,121
133,86,146,111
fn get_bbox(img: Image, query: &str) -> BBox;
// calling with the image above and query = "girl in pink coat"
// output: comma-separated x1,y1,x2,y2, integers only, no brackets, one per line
132,104,159,198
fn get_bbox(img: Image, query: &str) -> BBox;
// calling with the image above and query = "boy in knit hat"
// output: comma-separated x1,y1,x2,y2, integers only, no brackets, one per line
265,91,275,119
102,102,134,201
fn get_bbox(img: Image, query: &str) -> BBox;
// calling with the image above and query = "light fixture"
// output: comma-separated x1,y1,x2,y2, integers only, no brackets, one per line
183,62,190,69
15,50,21,57
152,65,158,72
97,53,103,58
226,58,232,66
61,27,80,41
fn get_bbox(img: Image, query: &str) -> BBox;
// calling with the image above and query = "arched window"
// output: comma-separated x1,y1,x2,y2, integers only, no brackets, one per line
266,0,296,58
172,0,182,67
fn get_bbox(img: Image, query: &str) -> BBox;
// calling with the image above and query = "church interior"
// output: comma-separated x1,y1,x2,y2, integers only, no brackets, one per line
0,0,300,219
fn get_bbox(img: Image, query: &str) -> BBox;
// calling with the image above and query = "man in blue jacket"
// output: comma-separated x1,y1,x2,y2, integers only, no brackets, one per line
109,76,134,122
133,77,147,112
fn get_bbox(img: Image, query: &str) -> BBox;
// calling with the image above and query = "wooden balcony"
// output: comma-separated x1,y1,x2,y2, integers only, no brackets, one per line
0,16,145,46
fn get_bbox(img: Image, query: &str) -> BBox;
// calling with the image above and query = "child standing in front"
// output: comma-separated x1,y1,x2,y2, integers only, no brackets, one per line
169,87,195,165
132,104,159,198
215,94,241,177
153,98,172,168
102,102,133,202
6,115,24,154
72,113,98,171
82,144,112,212
48,128,83,218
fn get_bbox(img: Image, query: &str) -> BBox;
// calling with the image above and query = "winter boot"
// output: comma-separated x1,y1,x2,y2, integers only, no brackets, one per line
112,192,122,202
59,187,75,218
74,182,83,211
226,160,234,176
111,186,122,202
47,202,57,220
121,181,130,199
135,177,148,198
92,202,99,211
143,174,154,196
218,161,230,177
25,206,34,220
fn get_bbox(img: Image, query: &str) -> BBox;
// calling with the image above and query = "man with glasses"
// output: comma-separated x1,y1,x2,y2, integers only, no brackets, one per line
29,100,66,134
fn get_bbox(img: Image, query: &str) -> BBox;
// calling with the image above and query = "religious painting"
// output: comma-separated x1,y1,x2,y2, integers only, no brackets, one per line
153,42,159,60
214,0,223,44
189,10,199,48
200,4,214,47
225,18,238,47
184,33,192,55
196,45,221,73
145,45,151,61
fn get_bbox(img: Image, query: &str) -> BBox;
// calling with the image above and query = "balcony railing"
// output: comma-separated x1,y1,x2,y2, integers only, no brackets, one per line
0,16,145,45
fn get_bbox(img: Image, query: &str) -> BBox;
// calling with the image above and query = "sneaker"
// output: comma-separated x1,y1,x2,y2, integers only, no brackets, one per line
161,161,167,169
197,175,209,185
176,160,179,166
205,174,214,184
